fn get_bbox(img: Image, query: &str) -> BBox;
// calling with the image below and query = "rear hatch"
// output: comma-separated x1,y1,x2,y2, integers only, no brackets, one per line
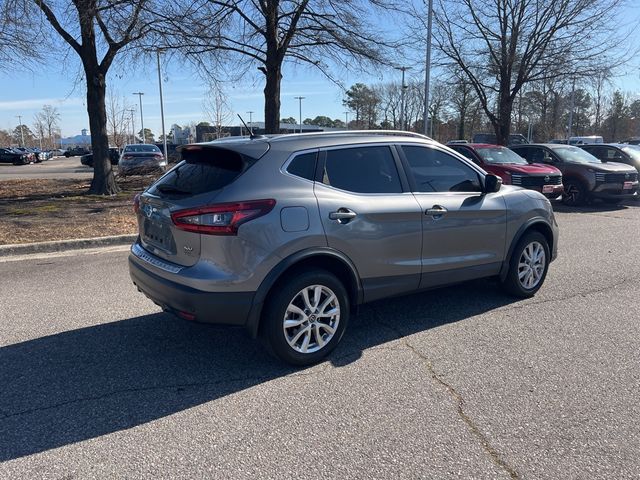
137,143,269,267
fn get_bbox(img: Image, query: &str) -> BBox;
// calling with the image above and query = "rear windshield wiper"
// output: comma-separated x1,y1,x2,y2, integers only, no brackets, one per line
156,184,192,195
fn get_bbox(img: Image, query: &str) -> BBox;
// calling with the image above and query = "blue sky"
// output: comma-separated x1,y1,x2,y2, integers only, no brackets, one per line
1,2,639,139
0,54,392,139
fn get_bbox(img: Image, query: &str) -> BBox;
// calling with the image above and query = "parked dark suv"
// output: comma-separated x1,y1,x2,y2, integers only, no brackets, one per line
448,143,563,199
579,144,640,174
80,147,121,167
511,144,638,205
129,132,559,365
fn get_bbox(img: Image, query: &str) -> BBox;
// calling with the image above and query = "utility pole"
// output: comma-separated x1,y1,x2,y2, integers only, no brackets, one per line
128,108,136,145
133,92,145,143
16,115,25,146
567,78,576,139
396,66,410,130
154,49,167,159
423,0,433,136
247,111,254,133
294,96,305,133
344,111,350,130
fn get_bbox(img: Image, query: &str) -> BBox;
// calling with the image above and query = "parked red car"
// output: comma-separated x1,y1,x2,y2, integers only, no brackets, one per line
448,143,564,198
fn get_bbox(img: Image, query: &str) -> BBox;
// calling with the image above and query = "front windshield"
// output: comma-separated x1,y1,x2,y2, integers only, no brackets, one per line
475,147,528,165
551,146,601,164
622,146,640,162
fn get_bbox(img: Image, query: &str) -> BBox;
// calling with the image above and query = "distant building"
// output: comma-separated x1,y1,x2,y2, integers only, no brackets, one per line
171,124,194,145
60,129,92,147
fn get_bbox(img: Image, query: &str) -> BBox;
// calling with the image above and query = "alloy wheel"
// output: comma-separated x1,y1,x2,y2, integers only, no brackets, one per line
517,241,546,290
283,285,340,354
564,184,580,204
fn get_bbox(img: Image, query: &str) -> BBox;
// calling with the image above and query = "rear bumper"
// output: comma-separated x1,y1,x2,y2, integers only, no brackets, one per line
129,254,254,327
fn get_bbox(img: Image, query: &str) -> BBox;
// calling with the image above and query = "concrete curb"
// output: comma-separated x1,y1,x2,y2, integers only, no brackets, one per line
0,234,137,257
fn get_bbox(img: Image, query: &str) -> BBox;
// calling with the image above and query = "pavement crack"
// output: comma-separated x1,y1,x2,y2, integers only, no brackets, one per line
404,341,519,479
371,311,519,479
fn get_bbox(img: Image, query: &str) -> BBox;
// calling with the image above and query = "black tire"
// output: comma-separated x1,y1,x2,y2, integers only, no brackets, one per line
262,269,349,366
602,198,621,205
501,231,550,298
562,179,588,206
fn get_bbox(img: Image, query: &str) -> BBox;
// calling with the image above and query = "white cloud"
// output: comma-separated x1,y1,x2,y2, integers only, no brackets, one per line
0,97,83,111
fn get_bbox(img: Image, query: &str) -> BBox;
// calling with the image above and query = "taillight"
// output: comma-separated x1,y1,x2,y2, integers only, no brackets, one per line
171,199,276,235
123,154,134,160
133,193,141,214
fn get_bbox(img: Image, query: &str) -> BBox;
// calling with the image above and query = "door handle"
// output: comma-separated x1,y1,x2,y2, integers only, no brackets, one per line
329,208,357,223
426,205,447,218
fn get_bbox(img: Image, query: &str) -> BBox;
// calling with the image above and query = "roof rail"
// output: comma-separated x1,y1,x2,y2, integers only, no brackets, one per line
268,130,433,142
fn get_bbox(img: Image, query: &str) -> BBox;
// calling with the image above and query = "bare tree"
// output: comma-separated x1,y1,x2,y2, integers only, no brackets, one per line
591,70,611,130
448,71,478,139
106,93,129,148
425,0,631,145
32,114,47,148
203,85,233,139
375,82,402,129
0,1,41,63
160,0,391,133
33,104,61,149
5,0,157,194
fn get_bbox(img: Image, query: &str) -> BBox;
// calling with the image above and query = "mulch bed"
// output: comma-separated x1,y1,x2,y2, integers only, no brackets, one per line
0,177,157,245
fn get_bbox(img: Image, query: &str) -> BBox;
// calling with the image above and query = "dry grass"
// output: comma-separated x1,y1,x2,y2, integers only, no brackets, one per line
0,177,158,245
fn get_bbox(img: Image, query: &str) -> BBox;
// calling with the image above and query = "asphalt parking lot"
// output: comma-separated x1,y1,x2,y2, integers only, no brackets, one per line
0,202,639,479
0,156,93,180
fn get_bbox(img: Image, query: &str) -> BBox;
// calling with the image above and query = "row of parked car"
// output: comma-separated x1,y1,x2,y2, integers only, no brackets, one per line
446,142,639,206
80,144,168,176
0,147,65,165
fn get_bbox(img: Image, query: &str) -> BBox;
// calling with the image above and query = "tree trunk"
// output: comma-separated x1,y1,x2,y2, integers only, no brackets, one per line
458,106,466,139
494,100,514,146
85,66,119,195
263,60,282,134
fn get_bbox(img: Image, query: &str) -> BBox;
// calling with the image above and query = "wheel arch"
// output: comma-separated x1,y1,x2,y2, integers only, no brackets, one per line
245,248,363,338
500,219,554,281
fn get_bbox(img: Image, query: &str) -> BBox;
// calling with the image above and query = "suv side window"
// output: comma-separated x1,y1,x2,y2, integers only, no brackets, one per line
286,152,317,181
604,147,624,160
402,146,482,193
528,147,554,163
321,146,402,194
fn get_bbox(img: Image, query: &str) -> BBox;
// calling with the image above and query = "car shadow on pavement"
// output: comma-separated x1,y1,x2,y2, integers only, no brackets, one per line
0,279,516,461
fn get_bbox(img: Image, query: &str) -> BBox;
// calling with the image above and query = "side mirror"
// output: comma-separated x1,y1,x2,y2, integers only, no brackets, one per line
484,174,502,193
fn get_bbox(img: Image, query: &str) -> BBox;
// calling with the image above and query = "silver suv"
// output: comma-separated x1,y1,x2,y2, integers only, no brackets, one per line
129,131,559,365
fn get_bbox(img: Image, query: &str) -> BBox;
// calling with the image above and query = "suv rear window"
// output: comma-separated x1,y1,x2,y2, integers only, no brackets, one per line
321,146,402,194
149,147,254,197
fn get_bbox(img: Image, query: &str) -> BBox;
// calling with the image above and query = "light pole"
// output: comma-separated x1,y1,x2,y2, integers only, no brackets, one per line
154,49,168,160
344,111,350,130
16,115,25,146
294,96,305,133
133,92,145,143
247,111,254,132
423,0,433,136
567,78,576,139
396,66,410,130
128,108,136,145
